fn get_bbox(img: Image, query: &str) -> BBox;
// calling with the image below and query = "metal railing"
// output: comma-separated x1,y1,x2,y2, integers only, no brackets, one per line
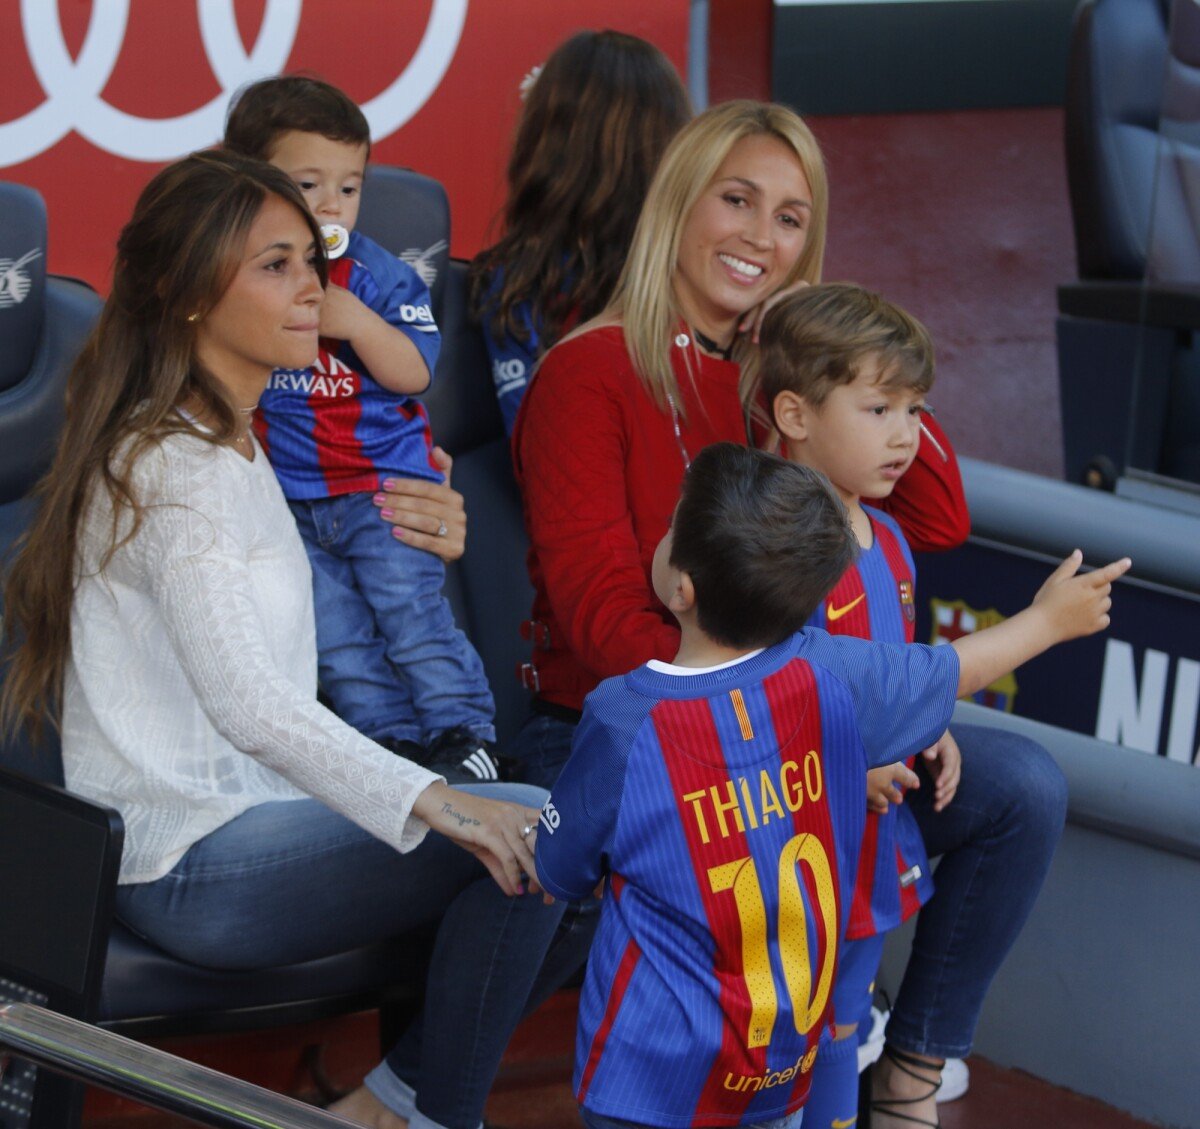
0,1002,356,1129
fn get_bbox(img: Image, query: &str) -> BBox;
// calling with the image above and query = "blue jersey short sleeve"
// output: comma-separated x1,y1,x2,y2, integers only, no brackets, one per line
793,630,959,767
478,267,540,434
339,231,441,384
535,678,646,902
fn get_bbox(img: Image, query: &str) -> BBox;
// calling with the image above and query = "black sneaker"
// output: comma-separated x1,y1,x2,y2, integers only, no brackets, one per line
426,726,509,783
377,737,430,763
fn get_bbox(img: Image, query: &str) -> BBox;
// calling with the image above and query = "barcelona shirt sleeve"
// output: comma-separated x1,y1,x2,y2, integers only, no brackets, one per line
484,299,539,436
535,683,633,902
340,239,442,385
799,631,959,767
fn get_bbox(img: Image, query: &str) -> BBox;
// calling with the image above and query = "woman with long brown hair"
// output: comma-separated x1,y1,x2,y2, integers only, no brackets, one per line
469,29,691,432
1,149,566,1129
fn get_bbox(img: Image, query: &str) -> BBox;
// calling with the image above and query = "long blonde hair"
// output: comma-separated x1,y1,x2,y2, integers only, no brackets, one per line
607,101,828,417
1,150,325,740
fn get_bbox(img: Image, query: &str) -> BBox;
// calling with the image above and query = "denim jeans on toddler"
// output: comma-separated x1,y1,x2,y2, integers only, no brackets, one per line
289,492,496,748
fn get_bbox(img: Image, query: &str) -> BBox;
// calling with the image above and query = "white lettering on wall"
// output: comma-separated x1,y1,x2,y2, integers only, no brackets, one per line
1096,640,1200,764
1096,640,1168,753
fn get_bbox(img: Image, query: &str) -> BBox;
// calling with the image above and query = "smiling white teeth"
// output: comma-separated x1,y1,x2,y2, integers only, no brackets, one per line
718,253,763,278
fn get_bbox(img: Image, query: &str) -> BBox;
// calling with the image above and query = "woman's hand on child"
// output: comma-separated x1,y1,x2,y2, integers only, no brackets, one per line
413,781,543,897
866,762,920,814
373,447,468,561
1032,550,1132,641
922,729,961,812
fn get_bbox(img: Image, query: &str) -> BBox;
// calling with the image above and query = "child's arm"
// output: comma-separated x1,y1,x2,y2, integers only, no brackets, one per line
953,550,1130,696
320,283,430,395
534,691,630,902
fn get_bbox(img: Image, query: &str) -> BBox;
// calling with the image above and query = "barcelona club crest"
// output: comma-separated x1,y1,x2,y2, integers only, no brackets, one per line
929,599,1018,712
898,579,916,623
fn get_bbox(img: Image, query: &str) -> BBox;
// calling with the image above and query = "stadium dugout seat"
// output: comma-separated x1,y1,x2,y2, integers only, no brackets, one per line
1057,0,1200,487
0,168,520,1128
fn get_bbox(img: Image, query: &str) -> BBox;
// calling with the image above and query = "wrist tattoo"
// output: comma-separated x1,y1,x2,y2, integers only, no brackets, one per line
441,802,482,828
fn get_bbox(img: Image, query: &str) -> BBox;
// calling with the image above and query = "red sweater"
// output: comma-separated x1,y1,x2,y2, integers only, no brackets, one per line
513,326,968,712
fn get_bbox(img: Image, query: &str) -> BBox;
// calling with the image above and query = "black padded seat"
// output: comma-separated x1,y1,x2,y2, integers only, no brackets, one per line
1057,0,1200,485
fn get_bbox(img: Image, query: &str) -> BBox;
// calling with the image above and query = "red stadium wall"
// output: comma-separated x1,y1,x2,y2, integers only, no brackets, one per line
0,0,689,292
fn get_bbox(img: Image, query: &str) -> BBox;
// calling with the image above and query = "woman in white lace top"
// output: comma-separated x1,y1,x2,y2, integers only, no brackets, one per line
1,150,567,1129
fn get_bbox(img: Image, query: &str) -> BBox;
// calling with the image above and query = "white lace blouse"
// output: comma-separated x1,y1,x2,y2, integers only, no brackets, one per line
63,432,440,884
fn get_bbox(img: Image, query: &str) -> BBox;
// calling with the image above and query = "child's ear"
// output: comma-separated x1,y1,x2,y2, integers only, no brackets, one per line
773,390,814,444
669,570,697,616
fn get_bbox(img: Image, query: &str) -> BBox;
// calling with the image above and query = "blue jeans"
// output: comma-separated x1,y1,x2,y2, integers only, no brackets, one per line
115,783,565,1129
508,709,578,791
290,492,495,746
509,714,1067,1063
886,722,1068,1059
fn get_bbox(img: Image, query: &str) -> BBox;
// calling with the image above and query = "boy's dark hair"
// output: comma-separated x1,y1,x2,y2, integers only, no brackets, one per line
759,283,934,422
670,443,857,649
224,74,371,161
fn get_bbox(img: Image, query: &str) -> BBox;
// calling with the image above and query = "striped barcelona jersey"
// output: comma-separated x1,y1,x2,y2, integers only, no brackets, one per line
536,630,958,1128
806,506,933,939
253,230,442,500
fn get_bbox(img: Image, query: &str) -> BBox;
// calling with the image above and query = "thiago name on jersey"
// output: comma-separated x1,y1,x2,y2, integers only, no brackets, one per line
682,750,825,845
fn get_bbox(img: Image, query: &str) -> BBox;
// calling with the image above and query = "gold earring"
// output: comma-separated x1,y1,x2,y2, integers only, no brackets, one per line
187,312,200,323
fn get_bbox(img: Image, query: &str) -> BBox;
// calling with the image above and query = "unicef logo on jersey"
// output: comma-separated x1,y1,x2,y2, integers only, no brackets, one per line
492,357,527,394
399,303,437,334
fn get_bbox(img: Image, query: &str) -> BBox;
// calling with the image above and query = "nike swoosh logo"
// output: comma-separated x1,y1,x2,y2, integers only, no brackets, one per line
832,1118,857,1128
827,593,866,622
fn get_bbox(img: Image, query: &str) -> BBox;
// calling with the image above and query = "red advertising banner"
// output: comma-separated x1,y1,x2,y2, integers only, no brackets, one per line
1,0,690,291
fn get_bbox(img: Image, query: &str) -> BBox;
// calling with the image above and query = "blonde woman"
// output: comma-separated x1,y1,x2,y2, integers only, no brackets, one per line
512,100,1062,1129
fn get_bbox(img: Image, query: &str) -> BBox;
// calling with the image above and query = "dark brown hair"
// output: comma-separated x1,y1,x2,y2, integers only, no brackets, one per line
224,73,371,161
1,150,325,739
759,283,935,419
469,30,691,353
670,443,857,649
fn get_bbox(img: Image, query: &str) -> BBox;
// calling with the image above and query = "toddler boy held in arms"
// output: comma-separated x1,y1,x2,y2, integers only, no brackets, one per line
223,75,500,781
535,442,1127,1129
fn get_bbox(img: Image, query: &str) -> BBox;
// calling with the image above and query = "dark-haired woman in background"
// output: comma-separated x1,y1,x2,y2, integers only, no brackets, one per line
469,29,692,432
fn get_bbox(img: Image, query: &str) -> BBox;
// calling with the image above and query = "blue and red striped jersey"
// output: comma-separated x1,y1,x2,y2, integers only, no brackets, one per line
806,506,933,939
253,230,442,499
536,630,958,1127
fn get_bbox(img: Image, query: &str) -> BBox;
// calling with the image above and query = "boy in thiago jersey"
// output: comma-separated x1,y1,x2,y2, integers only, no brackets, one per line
758,283,975,1127
223,75,501,781
534,442,1128,1129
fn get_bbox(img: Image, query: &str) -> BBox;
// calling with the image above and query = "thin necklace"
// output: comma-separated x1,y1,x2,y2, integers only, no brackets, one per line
666,393,691,471
234,404,257,451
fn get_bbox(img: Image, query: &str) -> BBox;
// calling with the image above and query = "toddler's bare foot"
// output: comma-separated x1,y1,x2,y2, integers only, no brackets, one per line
871,1045,942,1128
327,1085,409,1129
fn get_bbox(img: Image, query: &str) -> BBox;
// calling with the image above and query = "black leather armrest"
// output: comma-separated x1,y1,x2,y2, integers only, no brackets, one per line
1058,279,1200,330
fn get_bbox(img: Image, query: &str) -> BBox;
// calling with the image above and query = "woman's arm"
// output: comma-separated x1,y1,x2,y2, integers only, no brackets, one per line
878,413,970,553
133,447,440,855
516,344,680,682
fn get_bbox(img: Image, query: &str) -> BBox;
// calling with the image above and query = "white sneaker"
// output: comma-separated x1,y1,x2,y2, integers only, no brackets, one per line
856,1006,888,1073
936,1056,970,1103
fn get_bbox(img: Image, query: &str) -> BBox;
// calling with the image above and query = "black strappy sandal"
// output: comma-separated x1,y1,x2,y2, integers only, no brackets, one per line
867,1044,943,1128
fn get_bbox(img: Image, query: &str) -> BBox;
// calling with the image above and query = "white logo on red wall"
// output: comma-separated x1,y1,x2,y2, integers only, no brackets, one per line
0,0,467,165
0,249,41,308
